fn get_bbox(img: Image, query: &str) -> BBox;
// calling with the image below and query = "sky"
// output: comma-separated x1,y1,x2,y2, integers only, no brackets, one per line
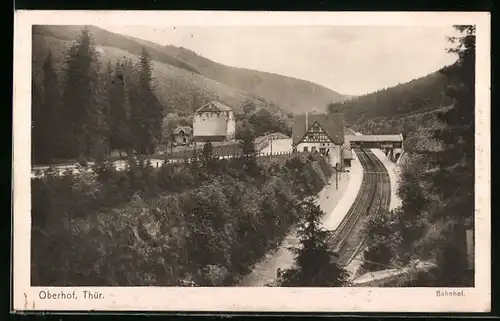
98,25,458,96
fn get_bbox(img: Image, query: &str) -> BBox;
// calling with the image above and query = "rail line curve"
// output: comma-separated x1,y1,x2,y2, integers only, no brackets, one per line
328,148,391,267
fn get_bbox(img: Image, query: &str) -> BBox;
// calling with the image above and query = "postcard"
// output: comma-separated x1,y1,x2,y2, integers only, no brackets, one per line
13,10,491,312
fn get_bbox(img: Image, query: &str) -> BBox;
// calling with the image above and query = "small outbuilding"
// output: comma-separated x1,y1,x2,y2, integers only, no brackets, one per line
173,126,193,146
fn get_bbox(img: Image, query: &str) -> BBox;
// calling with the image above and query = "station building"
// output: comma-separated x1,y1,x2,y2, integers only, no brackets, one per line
292,112,345,169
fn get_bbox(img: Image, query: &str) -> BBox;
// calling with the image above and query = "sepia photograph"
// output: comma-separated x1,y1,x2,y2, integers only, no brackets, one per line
13,11,490,312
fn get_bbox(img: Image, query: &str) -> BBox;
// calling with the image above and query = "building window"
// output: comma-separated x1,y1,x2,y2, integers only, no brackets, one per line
303,146,308,152
311,146,317,153
320,148,326,155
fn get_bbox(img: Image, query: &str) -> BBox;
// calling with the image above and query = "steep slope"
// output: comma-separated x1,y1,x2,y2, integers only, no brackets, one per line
162,45,346,113
33,25,346,114
32,33,267,114
328,69,454,137
33,25,201,75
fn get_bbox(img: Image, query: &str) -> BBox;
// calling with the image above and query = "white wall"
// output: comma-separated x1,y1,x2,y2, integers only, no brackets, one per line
260,138,293,154
328,145,342,168
296,142,337,153
193,112,228,137
226,112,236,139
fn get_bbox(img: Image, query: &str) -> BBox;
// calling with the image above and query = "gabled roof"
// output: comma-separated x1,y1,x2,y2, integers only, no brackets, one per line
173,126,193,135
195,101,232,113
254,136,268,145
292,112,344,146
263,132,291,140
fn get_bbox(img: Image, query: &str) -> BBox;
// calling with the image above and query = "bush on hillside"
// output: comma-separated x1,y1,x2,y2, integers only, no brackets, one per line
31,153,333,286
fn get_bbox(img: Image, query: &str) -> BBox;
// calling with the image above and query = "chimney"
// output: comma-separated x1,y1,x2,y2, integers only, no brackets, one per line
305,112,308,131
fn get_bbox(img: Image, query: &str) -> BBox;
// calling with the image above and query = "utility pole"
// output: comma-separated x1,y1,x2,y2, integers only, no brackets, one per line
335,162,339,190
337,153,342,182
170,133,174,155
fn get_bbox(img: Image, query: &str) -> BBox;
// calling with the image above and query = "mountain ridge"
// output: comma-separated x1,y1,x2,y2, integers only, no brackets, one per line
33,25,346,114
160,44,346,113
327,68,454,138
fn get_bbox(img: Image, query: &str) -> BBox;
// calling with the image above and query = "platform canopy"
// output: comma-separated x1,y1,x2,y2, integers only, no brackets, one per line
345,134,403,149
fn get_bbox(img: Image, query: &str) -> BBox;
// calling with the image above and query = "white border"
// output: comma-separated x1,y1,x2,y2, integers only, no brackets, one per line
13,11,491,312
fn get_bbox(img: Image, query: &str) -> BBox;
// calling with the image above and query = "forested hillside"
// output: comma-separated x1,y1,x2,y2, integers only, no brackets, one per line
32,29,258,115
32,26,297,165
352,26,476,287
328,69,453,138
32,27,169,164
31,149,337,286
33,25,346,114
31,26,352,287
33,25,202,74
162,45,346,113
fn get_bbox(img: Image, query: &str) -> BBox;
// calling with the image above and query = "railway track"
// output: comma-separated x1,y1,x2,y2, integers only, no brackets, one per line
328,148,391,267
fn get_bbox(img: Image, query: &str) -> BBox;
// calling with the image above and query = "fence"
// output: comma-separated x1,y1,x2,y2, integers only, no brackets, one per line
31,135,296,177
164,138,292,161
31,151,298,177
164,150,294,163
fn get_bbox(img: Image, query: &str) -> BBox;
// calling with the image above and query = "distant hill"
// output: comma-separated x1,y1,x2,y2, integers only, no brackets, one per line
328,69,454,137
33,25,201,74
32,34,253,115
161,45,346,113
32,25,346,114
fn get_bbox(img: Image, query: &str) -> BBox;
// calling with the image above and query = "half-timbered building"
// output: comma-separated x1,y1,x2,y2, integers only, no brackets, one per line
292,112,345,168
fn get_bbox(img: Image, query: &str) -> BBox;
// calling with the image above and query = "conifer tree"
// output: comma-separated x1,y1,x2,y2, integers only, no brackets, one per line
107,59,132,156
132,48,163,154
95,61,112,159
40,50,60,161
32,78,46,164
238,126,260,177
60,27,102,159
432,25,475,286
122,58,137,156
32,50,60,164
200,141,217,173
276,196,350,286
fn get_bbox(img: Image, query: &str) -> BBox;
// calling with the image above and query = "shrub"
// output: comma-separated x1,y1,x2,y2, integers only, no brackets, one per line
32,152,333,286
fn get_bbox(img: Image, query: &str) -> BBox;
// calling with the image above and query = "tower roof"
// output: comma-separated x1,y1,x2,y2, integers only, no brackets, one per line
195,101,232,113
